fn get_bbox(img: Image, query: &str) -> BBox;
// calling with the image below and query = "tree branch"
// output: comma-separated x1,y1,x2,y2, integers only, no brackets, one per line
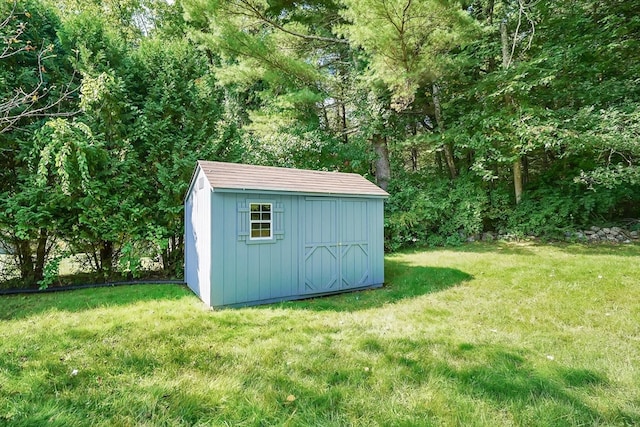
234,0,348,45
1,5,80,133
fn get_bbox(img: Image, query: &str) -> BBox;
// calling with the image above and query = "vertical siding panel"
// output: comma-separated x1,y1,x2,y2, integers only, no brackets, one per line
339,199,369,289
269,196,279,299
235,202,249,304
297,196,305,295
268,198,274,299
359,200,364,245
222,195,238,305
370,199,378,285
246,244,260,303
271,195,291,299
303,198,312,292
291,195,297,295
290,196,298,296
380,199,386,284
373,199,385,285
317,200,322,286
209,192,224,306
303,199,311,293
341,199,347,288
278,195,288,298
184,186,196,296
259,239,270,300
364,199,373,285
272,233,281,298
235,194,248,304
269,228,278,299
199,171,212,306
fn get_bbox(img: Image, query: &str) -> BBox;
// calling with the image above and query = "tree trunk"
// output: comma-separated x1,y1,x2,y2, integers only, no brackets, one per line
17,239,35,285
484,0,498,79
513,158,523,205
34,228,48,283
432,83,457,179
99,240,114,277
372,134,391,191
410,122,418,170
161,235,184,277
500,21,511,69
435,151,444,175
501,20,523,204
542,149,550,171
14,231,48,285
467,150,475,171
321,102,330,133
410,146,418,171
340,100,348,144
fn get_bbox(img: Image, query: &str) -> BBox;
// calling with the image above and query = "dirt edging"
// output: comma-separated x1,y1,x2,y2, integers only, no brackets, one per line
0,280,186,296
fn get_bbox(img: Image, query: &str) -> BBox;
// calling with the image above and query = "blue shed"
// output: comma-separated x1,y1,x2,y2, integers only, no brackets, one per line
184,161,389,308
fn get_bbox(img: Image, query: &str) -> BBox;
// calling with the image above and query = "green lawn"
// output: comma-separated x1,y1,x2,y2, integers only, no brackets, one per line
1,243,639,426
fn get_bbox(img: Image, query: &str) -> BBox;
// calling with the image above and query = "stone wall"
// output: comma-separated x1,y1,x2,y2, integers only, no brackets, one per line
470,226,639,243
575,226,639,243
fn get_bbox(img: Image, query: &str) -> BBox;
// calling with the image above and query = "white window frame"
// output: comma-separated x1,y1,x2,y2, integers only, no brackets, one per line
249,203,273,240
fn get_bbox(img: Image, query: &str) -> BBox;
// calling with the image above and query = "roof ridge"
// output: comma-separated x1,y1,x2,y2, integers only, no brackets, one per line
195,161,388,197
199,160,360,176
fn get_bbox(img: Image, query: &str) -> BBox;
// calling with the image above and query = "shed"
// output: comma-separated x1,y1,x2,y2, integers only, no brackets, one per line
184,161,389,307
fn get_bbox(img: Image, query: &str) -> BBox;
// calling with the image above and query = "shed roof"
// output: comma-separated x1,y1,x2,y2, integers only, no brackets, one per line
197,161,389,197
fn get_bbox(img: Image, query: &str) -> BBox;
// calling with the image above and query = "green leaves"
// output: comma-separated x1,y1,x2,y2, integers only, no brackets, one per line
340,0,475,111
34,118,99,195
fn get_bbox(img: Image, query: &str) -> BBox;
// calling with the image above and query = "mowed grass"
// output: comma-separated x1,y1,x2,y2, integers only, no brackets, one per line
1,243,639,426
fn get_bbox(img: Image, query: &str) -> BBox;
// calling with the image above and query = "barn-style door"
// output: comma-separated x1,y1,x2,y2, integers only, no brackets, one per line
302,198,370,294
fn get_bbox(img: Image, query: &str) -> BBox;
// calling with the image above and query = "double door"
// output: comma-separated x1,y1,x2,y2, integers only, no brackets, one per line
302,198,371,294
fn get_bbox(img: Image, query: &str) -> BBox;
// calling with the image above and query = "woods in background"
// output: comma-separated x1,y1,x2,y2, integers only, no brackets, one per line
1,0,639,286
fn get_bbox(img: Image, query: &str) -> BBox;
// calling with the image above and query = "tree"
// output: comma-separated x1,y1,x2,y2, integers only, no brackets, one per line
0,0,78,133
339,0,475,180
51,10,139,277
0,0,79,284
127,36,227,275
497,0,537,204
440,0,640,224
182,0,382,183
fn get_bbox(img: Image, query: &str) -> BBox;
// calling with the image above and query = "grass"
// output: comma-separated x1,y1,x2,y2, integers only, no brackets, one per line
1,242,639,426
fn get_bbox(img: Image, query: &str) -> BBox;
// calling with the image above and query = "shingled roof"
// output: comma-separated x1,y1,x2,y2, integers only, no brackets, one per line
197,161,388,197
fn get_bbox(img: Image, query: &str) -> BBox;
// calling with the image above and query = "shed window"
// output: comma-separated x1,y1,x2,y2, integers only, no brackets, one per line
250,203,272,239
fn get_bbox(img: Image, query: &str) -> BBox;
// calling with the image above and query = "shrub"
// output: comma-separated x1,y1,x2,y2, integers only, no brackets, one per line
385,172,488,251
384,168,640,250
503,180,640,238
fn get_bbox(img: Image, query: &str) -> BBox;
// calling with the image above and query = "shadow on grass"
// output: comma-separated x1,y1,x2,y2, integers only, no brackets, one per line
445,345,606,410
0,284,193,321
362,338,625,425
273,259,472,312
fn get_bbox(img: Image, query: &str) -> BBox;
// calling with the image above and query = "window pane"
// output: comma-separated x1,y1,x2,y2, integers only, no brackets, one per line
248,203,273,240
